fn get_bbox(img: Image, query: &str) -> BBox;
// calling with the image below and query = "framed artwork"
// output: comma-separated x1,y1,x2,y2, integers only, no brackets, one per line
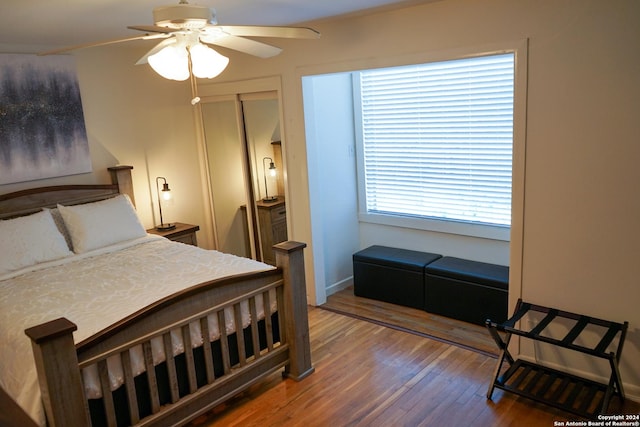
0,53,91,185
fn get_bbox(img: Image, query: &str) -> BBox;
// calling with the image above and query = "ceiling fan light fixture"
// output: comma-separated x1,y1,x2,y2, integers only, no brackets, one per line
148,44,190,81
189,44,229,79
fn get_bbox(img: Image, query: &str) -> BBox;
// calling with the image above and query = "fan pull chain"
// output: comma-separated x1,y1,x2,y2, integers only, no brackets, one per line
187,49,201,105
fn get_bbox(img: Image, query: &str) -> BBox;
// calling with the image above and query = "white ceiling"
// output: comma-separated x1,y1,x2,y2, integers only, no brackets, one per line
0,0,414,53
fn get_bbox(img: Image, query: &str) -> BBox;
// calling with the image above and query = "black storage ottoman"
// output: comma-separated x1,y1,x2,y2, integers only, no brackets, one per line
424,257,509,325
353,246,442,309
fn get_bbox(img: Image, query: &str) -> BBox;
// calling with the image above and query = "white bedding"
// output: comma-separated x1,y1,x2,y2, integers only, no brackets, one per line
0,235,274,426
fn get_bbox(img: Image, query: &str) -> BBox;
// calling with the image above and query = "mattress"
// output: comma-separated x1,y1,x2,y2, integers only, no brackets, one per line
0,235,274,426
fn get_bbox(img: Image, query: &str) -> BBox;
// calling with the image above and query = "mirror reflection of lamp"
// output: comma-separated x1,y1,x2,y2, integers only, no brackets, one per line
155,176,176,230
262,157,278,202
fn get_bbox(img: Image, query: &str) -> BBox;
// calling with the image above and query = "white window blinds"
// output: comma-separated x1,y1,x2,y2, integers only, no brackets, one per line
359,53,514,227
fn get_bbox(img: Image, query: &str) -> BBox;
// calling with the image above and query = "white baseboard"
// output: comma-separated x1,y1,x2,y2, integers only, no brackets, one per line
325,276,353,297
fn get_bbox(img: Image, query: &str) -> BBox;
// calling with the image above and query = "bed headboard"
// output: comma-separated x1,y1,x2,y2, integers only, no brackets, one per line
0,166,134,220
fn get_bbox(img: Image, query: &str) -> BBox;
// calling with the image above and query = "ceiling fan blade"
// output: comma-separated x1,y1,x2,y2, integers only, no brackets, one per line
135,38,177,65
128,25,181,34
217,25,320,39
201,34,282,58
39,33,171,56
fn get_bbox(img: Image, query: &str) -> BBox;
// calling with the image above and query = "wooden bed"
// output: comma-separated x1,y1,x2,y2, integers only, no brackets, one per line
0,166,314,427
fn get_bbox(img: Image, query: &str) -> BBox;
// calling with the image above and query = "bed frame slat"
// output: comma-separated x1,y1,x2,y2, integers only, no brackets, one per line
234,303,247,367
264,290,275,351
218,310,232,375
181,324,198,394
98,359,118,427
249,297,261,360
121,348,141,424
276,286,286,345
163,334,180,403
200,317,216,384
142,341,160,413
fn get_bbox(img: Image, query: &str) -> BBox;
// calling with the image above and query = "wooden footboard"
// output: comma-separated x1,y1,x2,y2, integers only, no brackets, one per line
24,241,313,427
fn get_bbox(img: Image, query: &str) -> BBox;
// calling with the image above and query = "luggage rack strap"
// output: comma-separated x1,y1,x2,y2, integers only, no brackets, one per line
528,309,558,337
561,315,590,346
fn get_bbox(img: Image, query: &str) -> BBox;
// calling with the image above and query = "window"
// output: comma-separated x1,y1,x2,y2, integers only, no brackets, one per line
355,53,515,239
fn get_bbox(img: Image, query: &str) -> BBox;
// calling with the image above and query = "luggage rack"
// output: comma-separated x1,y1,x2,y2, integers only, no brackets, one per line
486,299,628,418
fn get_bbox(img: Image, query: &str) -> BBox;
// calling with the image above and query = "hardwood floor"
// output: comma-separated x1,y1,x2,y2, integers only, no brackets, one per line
188,293,639,426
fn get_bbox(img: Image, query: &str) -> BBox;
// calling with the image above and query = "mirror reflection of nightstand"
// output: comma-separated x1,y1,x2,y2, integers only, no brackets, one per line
147,223,200,246
256,197,287,265
239,197,287,264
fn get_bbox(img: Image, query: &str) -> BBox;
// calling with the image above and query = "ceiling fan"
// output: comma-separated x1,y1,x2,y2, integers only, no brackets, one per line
41,0,320,81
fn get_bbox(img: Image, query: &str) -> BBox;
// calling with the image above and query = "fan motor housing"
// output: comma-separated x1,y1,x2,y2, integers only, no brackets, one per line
153,4,212,29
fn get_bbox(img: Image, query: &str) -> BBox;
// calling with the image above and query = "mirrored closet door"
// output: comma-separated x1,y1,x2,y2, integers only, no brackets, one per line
200,90,287,265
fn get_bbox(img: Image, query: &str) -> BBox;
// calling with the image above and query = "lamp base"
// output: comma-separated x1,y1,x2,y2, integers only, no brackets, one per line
155,223,176,231
262,196,278,202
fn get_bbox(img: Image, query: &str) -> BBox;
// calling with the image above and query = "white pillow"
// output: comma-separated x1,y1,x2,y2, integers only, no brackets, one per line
58,194,147,254
0,210,73,275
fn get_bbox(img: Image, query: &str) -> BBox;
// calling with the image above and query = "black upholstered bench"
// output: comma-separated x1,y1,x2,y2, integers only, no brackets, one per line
424,257,509,325
353,246,442,310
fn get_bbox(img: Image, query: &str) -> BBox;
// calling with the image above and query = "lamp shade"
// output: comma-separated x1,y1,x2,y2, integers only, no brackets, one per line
148,45,190,81
189,44,229,79
161,182,172,201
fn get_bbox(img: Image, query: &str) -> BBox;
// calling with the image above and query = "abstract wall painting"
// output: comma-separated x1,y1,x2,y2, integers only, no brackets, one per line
0,53,92,185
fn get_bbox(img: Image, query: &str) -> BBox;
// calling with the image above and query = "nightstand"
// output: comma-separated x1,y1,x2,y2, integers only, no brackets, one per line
147,222,200,246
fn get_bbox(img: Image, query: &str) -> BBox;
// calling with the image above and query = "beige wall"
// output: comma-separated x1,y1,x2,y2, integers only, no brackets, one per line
2,0,638,397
